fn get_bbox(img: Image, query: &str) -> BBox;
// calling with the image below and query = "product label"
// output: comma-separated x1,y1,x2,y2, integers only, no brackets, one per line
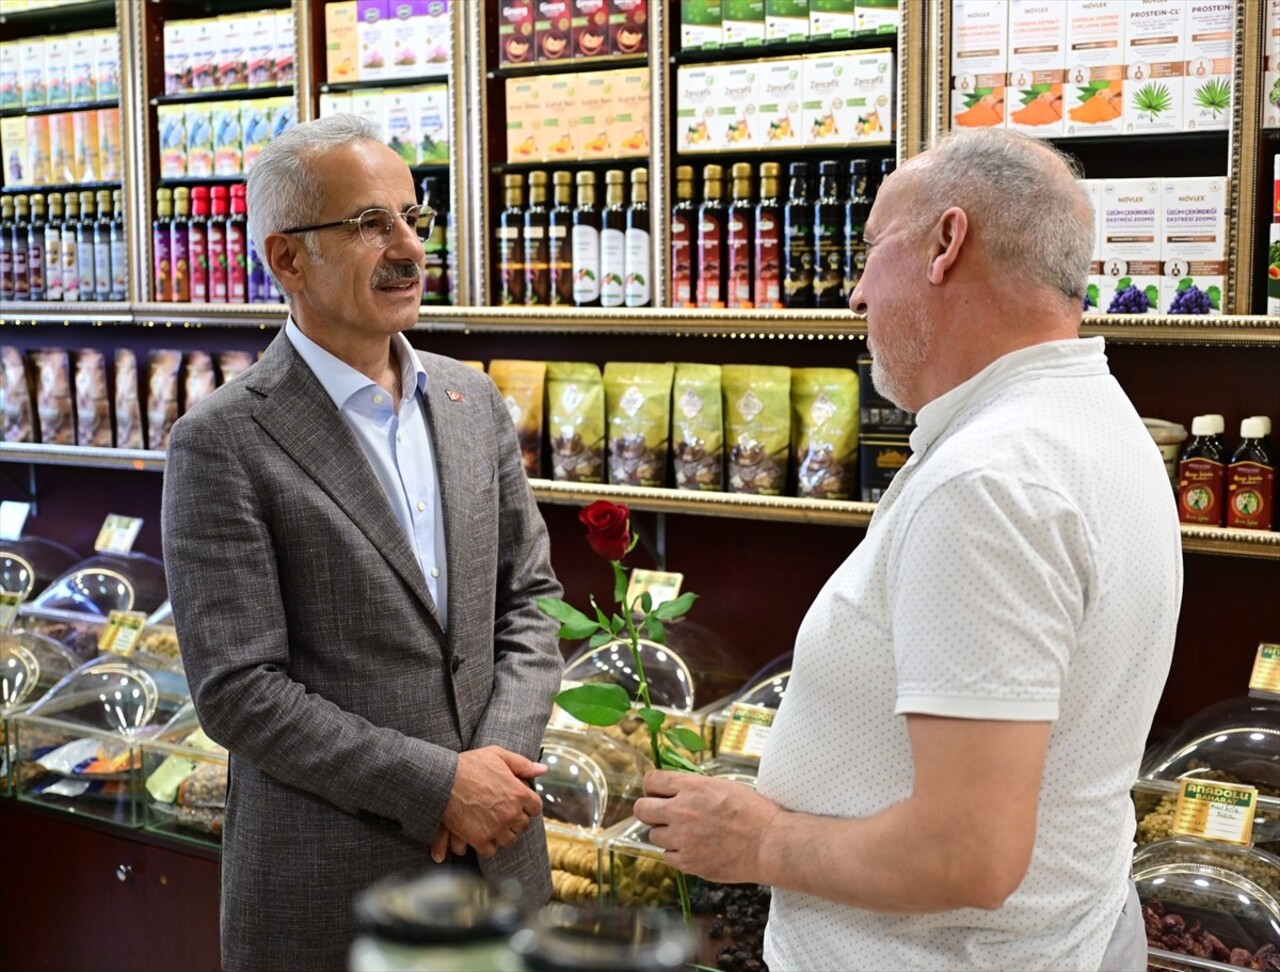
1178,457,1224,525
497,225,524,305
77,229,95,299
718,702,775,760
190,224,208,302
1226,461,1275,530
43,228,61,300
171,225,190,302
1250,642,1280,697
94,236,110,298
209,224,228,302
61,236,78,301
814,219,844,305
95,513,143,552
624,568,684,609
571,224,600,303
153,230,171,302
727,212,753,308
600,225,625,306
784,211,814,305
697,212,725,307
624,226,650,306
1172,779,1257,846
99,609,147,657
227,225,247,303
754,211,781,307
672,212,693,306
28,238,43,297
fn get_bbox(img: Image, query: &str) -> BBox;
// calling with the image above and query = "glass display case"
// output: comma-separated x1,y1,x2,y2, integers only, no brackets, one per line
1136,837,1280,971
29,550,168,617
10,655,190,825
0,536,82,600
537,727,650,905
698,655,791,758
1136,697,1280,856
140,701,227,849
606,760,770,972
1,631,80,796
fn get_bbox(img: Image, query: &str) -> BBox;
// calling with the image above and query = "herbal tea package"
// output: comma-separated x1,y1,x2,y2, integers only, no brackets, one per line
604,362,674,488
791,367,859,500
722,364,791,495
32,348,75,446
489,359,546,478
2,345,36,443
671,362,723,490
181,351,218,414
216,350,256,385
73,348,113,447
146,349,182,451
114,348,143,449
545,361,605,483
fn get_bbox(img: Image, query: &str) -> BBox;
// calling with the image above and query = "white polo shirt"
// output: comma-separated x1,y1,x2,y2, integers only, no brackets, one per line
758,337,1182,971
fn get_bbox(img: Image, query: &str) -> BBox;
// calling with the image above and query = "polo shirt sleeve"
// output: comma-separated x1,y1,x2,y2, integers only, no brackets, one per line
887,469,1094,721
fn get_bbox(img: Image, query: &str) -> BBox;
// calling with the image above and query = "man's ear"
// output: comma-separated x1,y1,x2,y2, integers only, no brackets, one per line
927,207,968,286
263,234,305,299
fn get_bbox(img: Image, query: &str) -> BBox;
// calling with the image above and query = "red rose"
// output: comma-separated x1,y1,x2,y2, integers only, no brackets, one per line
579,500,631,561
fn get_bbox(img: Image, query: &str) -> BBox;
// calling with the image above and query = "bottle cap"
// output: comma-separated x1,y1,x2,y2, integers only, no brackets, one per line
504,173,523,188
1204,414,1225,434
630,167,647,183
606,169,624,184
760,162,780,178
211,186,228,199
1190,416,1217,436
528,170,547,185
789,162,809,176
1248,415,1273,436
676,165,693,182
553,171,572,185
731,162,752,179
819,160,840,176
576,171,595,185
849,158,868,174
704,164,723,180
1241,417,1267,439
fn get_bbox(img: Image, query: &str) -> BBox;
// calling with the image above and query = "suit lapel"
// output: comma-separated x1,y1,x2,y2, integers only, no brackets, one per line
250,336,444,631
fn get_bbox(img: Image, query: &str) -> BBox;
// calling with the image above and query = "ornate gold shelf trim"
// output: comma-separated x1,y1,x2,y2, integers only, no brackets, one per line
1179,525,1280,561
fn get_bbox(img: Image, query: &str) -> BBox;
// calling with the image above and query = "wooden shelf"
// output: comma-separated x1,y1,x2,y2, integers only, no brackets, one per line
1,443,1275,559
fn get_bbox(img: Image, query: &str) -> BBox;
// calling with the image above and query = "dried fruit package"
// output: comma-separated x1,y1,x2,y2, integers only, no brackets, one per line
216,350,256,385
181,351,217,415
114,349,143,449
1,345,36,443
146,349,181,451
671,363,723,491
545,361,604,483
722,364,790,495
32,348,75,445
791,367,859,500
73,348,112,447
489,359,546,478
604,361,673,487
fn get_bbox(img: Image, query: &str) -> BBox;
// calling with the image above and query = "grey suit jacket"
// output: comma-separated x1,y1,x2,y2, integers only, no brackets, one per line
161,332,563,972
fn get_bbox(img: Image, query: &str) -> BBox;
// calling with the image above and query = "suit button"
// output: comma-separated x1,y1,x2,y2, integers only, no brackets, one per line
450,655,462,674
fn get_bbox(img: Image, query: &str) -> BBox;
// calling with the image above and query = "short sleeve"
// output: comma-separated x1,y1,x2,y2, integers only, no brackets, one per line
887,470,1092,721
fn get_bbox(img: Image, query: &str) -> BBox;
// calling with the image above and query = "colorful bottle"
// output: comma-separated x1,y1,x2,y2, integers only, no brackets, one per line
572,170,601,307
247,233,267,303
624,167,651,308
844,159,872,299
422,211,450,305
726,162,754,309
813,161,845,308
228,184,248,303
754,162,783,310
696,164,726,309
189,186,210,302
600,169,626,308
171,187,192,302
12,195,31,301
153,188,173,301
0,196,13,301
497,173,525,305
784,162,814,308
1177,415,1227,525
77,190,96,302
27,193,47,300
671,165,696,308
43,192,63,302
94,189,112,301
61,192,79,302
209,186,229,303
1226,418,1275,530
523,170,550,305
548,171,574,306
110,189,127,301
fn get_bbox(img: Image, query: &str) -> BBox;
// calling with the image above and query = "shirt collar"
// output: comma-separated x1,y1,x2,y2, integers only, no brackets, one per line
285,317,427,411
909,336,1109,455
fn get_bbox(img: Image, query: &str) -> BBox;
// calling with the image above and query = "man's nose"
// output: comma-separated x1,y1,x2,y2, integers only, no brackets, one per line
849,280,867,316
384,215,425,264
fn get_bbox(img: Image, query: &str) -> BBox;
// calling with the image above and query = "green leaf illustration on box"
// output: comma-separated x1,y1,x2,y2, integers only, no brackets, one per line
1133,82,1173,122
1192,78,1231,118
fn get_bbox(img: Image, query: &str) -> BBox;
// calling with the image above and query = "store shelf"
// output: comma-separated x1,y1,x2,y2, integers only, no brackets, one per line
129,302,286,328
320,74,450,94
490,54,649,78
0,0,115,30
1078,313,1280,348
0,181,121,195
151,86,293,106
0,99,118,118
0,443,164,471
1177,524,1280,560
673,34,899,64
0,301,131,324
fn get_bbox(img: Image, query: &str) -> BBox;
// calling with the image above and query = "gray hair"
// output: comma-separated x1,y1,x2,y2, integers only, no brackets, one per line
246,113,384,274
905,128,1094,304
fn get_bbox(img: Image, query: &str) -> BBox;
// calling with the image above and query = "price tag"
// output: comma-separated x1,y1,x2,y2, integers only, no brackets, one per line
94,514,143,554
0,591,22,633
98,610,148,657
1171,779,1257,846
716,703,776,761
625,569,684,610
0,501,31,541
1249,643,1280,697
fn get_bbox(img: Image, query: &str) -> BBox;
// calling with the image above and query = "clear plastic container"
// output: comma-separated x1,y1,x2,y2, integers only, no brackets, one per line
509,903,694,972
537,728,650,906
0,535,81,599
30,550,168,616
140,701,228,848
699,660,790,760
1,631,81,795
1135,837,1280,970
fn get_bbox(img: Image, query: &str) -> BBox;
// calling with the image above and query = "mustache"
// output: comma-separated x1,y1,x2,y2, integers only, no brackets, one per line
371,262,423,288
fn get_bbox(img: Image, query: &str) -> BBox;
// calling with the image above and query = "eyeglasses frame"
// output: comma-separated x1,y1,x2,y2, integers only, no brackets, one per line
278,204,437,248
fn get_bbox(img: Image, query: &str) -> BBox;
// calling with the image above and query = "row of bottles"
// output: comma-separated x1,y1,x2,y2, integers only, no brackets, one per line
0,190,126,302
495,168,651,308
1178,415,1276,530
672,157,894,310
152,184,274,304
419,175,450,306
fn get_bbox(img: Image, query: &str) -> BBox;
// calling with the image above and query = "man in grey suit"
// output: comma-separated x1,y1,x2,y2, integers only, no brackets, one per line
161,114,564,971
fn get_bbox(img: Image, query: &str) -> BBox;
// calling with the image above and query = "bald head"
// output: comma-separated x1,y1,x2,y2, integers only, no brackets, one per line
890,129,1094,307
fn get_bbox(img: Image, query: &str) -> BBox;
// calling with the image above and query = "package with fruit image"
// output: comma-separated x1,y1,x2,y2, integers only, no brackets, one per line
326,0,360,83
676,64,720,153
499,0,536,64
1159,177,1225,316
1122,0,1185,135
1064,1,1124,136
577,70,614,157
950,0,1008,130
842,49,894,144
609,0,648,56
386,0,422,80
610,66,650,158
1100,178,1161,314
536,0,573,62
718,62,758,151
384,89,418,165
723,0,765,48
1006,0,1065,138
1266,0,1280,129
506,76,542,163
573,0,610,58
421,0,451,65
1183,0,1233,132
755,56,803,148
357,0,390,83
540,73,579,160
415,84,449,165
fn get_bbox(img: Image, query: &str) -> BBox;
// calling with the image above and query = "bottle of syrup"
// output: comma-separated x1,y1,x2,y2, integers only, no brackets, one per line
209,185,229,303
171,187,192,303
624,167,650,308
548,171,575,306
726,162,754,309
110,189,127,301
600,169,626,308
571,171,600,307
1177,415,1228,525
227,184,249,303
523,170,550,305
152,188,172,301
61,192,80,303
754,163,783,310
784,162,814,308
189,186,210,303
1226,418,1275,530
422,211,450,305
76,190,96,302
43,192,63,302
94,189,113,301
11,195,30,301
844,159,872,300
813,161,845,308
497,173,525,305
27,193,47,301
696,164,726,309
671,165,696,308
0,196,13,302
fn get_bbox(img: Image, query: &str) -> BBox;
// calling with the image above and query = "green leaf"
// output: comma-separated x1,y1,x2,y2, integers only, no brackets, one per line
588,629,614,649
611,614,626,635
1116,277,1132,291
662,726,708,753
536,598,601,639
644,615,666,644
612,561,628,605
653,592,698,620
640,591,653,614
590,597,612,630
1178,278,1193,291
1144,284,1159,307
1207,285,1221,308
658,746,702,773
636,706,665,734
554,683,631,726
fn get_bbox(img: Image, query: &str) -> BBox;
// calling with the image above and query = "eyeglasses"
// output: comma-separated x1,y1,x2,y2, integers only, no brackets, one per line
279,205,437,249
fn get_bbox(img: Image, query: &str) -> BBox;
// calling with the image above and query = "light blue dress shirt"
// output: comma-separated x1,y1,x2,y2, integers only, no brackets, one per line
285,319,447,628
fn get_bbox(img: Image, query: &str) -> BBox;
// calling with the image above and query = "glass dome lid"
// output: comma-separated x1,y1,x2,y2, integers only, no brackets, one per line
735,670,790,710
0,536,81,599
537,728,649,832
31,552,168,617
1141,697,1280,796
563,640,695,712
28,657,160,735
0,631,79,708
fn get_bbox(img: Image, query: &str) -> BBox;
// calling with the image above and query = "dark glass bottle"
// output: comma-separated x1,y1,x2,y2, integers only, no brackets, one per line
600,169,626,308
189,186,210,303
813,161,845,308
754,162,783,310
671,165,696,307
783,162,814,308
227,185,248,303
110,189,127,301
571,171,600,307
523,170,550,305
548,171,575,306
726,162,753,309
696,164,726,309
61,192,80,302
12,194,31,301
94,189,113,301
152,188,172,302
423,211,450,305
624,167,650,308
497,173,525,305
27,193,47,300
877,157,896,194
1177,415,1227,526
43,191,63,302
0,195,13,301
76,190,96,303
1226,418,1276,530
171,186,192,303
209,185,229,303
844,159,872,300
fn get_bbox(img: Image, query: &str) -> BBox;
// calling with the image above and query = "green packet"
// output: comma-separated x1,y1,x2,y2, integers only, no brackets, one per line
792,367,859,500
723,364,790,495
604,362,674,488
546,361,605,483
672,362,724,491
